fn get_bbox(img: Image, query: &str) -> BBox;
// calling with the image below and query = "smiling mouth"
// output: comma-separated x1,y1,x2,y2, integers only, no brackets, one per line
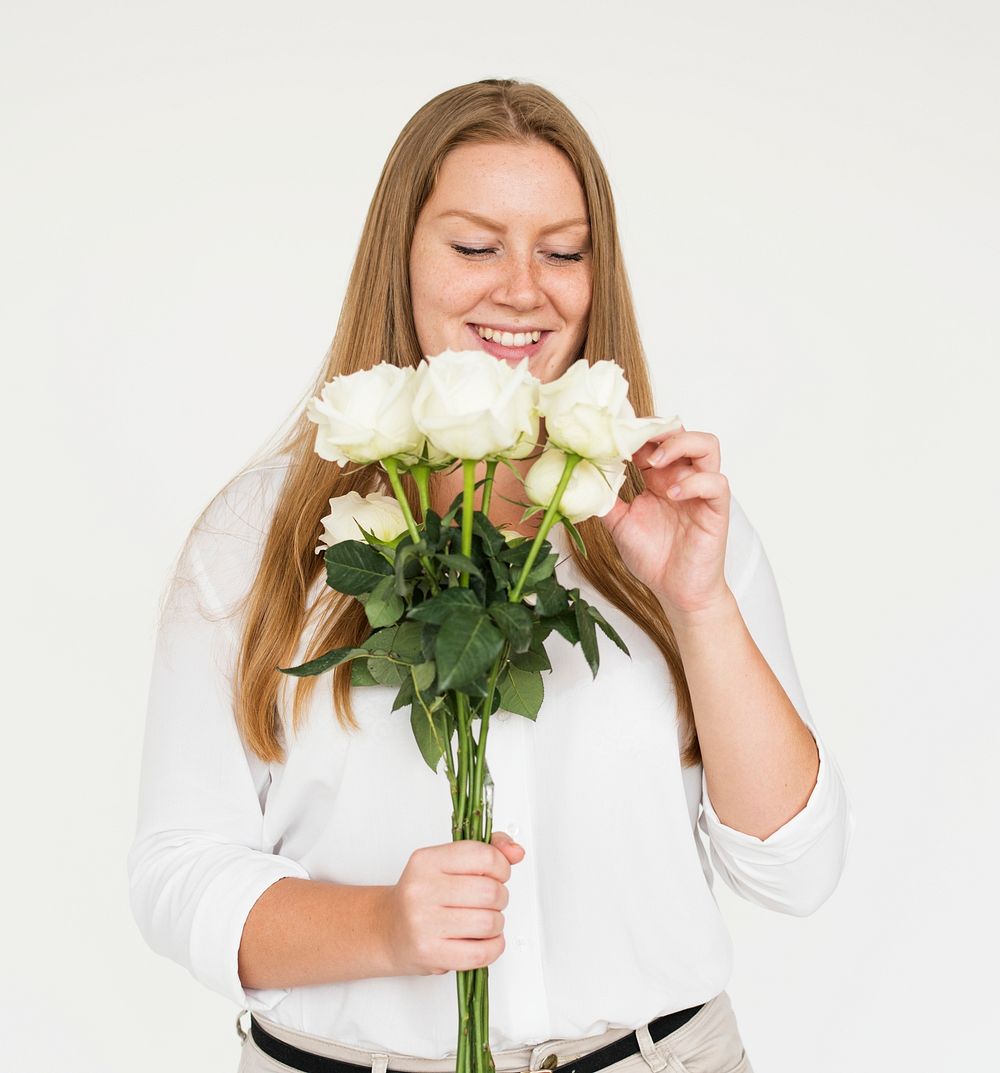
467,322,551,360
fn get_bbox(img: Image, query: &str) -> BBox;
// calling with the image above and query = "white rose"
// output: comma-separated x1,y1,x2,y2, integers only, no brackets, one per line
315,490,409,551
523,445,627,524
538,359,681,461
306,363,425,466
411,349,540,461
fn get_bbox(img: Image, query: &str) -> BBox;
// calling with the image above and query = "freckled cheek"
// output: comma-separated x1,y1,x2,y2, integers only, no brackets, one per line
551,278,593,330
438,274,489,316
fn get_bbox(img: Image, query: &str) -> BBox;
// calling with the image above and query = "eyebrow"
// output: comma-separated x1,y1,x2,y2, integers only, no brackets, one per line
435,209,590,234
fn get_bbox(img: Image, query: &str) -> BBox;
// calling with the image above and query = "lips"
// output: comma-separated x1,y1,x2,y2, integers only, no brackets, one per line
467,322,550,362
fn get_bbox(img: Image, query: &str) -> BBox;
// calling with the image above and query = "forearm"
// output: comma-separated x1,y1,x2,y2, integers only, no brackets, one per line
238,877,399,989
662,588,820,841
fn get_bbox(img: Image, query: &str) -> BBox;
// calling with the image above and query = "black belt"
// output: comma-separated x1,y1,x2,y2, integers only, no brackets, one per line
249,1002,706,1073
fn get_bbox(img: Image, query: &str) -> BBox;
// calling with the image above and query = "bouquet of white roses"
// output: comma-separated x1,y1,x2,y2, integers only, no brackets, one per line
279,349,678,1073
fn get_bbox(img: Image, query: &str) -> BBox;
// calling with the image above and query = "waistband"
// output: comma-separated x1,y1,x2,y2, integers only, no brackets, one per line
243,998,713,1073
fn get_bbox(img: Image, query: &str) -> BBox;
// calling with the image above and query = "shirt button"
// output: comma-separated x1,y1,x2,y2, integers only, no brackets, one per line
515,935,529,949
507,822,520,838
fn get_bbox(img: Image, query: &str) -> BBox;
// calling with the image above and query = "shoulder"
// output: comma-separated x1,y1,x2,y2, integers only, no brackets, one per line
177,452,296,614
201,452,295,533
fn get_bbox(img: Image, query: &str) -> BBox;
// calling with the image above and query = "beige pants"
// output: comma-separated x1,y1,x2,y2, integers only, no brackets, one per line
236,991,753,1073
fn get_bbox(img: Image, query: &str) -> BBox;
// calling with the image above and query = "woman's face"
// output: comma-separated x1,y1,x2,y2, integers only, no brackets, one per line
409,139,593,384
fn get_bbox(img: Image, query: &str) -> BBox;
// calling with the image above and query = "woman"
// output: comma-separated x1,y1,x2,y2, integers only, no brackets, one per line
128,79,854,1073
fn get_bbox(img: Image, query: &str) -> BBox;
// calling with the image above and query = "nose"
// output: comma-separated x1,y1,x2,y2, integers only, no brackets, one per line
491,253,546,311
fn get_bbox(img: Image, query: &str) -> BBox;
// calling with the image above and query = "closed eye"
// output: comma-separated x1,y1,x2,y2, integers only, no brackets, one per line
451,244,584,264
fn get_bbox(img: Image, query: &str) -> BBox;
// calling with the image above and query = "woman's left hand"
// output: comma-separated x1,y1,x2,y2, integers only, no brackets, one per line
597,424,732,617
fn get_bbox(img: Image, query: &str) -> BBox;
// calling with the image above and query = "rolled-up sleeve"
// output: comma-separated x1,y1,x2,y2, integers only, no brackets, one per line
698,509,856,917
127,501,310,1010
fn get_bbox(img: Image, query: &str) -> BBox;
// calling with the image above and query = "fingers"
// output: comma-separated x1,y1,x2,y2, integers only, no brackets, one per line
439,934,507,972
431,837,521,882
439,873,511,911
642,429,720,473
491,830,525,862
666,470,730,509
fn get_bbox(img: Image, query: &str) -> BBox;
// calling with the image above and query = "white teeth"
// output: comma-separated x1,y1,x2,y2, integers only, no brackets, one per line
475,325,542,346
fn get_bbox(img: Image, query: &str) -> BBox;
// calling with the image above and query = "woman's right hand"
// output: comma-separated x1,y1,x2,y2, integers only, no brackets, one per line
382,831,526,976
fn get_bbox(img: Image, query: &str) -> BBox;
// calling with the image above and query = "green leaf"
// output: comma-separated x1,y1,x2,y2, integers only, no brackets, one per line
437,552,484,580
471,512,508,557
277,646,371,677
559,517,587,557
487,555,512,589
510,646,551,672
393,539,427,598
486,602,534,653
392,671,415,710
586,604,630,657
497,664,544,720
368,656,404,687
410,694,450,773
406,587,482,624
392,620,427,662
542,609,579,644
523,549,558,587
420,621,439,664
574,596,600,678
393,660,437,712
350,658,379,687
423,509,442,547
532,575,569,616
411,660,437,692
461,676,489,699
362,620,425,662
359,621,425,686
363,574,405,628
435,608,504,691
355,521,400,556
324,540,393,595
499,538,545,569
439,488,470,531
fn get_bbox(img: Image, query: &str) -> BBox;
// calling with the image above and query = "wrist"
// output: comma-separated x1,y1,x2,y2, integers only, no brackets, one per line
370,884,403,978
658,586,739,631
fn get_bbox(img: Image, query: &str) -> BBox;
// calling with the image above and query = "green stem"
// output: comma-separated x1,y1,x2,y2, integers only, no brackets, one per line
410,463,431,520
480,458,499,516
454,692,470,835
460,459,476,588
381,457,421,544
443,725,460,838
451,457,510,1073
382,457,442,595
469,641,508,839
484,966,493,1072
458,969,471,1073
509,453,582,603
474,964,494,1073
413,669,457,819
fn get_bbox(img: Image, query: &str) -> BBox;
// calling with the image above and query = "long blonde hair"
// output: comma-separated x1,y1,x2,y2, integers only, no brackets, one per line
168,78,702,770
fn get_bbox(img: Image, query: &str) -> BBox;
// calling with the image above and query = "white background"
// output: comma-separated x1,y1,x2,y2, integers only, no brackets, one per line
3,2,997,1070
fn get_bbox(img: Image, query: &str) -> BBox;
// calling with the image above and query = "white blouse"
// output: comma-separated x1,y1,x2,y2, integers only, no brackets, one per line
127,456,855,1058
